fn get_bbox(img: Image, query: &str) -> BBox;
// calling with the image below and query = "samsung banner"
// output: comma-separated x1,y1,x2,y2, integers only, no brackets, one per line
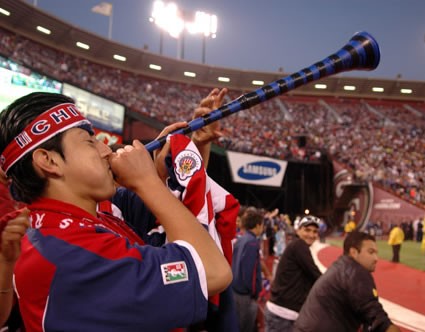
227,151,288,187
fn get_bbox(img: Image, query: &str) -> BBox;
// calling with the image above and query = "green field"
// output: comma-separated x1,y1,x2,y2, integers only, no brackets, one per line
326,238,425,271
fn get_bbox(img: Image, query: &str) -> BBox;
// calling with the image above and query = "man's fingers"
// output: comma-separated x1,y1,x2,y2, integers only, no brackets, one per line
133,139,144,149
2,232,24,242
157,122,188,138
214,88,228,108
3,224,29,237
192,107,212,119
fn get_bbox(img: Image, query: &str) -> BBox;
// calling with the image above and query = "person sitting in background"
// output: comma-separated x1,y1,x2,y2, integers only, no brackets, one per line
294,231,401,332
264,215,322,332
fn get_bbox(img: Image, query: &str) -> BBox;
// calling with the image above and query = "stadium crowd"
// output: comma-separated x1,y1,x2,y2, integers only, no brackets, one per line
0,26,424,208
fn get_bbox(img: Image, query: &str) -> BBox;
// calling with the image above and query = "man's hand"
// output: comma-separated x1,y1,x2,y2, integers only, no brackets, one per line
191,88,228,146
0,208,30,264
109,140,162,190
151,121,188,182
191,88,228,167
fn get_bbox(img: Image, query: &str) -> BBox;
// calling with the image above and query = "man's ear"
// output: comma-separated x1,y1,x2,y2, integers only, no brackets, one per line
348,247,358,258
32,148,63,177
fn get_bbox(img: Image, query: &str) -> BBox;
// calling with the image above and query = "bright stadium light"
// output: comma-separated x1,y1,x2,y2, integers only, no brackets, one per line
186,10,218,63
372,87,384,93
36,26,51,35
76,41,90,50
150,1,184,39
150,0,185,55
0,7,11,16
186,11,217,37
150,1,217,63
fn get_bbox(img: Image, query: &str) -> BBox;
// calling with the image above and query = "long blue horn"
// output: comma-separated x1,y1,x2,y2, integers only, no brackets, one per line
145,31,380,152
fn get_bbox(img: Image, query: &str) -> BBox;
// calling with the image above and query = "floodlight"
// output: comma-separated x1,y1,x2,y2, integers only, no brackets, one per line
151,0,184,38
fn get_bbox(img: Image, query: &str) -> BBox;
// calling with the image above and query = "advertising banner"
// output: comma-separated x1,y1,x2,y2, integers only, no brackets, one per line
62,83,125,135
227,151,288,187
0,56,62,112
371,186,425,223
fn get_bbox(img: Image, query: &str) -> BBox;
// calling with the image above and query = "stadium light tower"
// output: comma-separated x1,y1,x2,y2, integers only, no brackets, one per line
186,10,217,64
150,1,217,63
150,1,184,54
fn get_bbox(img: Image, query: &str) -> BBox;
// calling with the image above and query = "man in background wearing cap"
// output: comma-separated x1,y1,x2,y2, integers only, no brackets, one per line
294,231,400,332
264,215,322,332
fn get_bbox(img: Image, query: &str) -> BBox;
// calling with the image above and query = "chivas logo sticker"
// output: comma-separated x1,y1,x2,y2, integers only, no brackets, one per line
174,149,201,181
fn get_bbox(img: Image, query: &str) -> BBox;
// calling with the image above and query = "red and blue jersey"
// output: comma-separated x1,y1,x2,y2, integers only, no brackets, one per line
14,198,208,332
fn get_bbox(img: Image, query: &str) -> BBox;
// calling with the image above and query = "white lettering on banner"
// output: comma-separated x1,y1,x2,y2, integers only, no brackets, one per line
374,202,401,210
243,164,277,176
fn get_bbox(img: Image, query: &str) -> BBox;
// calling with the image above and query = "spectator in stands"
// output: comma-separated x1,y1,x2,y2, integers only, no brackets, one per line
0,92,232,331
1,26,425,208
294,231,401,332
264,215,322,332
231,207,264,332
388,224,404,263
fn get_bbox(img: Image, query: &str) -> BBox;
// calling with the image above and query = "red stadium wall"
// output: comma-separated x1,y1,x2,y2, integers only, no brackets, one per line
371,186,425,229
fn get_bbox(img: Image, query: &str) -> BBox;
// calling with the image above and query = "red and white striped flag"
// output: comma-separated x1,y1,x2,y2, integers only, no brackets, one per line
167,134,240,265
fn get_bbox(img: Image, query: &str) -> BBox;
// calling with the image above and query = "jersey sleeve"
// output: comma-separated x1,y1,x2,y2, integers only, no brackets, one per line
18,227,208,332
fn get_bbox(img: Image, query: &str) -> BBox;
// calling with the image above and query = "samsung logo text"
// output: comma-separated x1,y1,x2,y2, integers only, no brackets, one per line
237,161,281,180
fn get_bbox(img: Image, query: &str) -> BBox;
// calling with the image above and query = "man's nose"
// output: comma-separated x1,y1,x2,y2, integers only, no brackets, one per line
97,141,112,157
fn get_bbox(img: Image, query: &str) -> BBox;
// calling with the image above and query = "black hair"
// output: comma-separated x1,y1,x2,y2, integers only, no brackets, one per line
0,92,75,203
343,231,376,255
242,208,263,230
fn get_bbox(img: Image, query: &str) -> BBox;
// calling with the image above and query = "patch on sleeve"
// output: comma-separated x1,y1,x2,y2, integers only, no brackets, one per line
161,261,189,285
372,288,378,297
